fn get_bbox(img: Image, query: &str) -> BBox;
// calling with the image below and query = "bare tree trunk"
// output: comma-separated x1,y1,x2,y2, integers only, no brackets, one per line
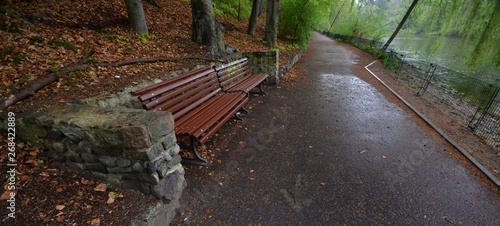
191,0,226,56
248,0,261,36
124,0,148,34
264,0,280,48
381,0,419,51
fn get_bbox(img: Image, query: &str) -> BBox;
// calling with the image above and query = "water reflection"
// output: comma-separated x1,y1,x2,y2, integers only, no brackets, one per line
390,34,498,84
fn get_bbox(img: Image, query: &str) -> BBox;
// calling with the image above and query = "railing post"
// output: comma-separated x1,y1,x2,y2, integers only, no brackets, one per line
396,53,406,79
417,63,436,96
469,84,500,131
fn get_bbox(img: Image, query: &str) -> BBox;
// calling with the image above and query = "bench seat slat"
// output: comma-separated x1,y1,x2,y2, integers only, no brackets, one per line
175,92,248,143
132,66,213,96
217,64,248,79
153,79,218,112
215,58,268,94
213,58,247,71
144,75,217,110
176,92,244,133
170,87,221,120
219,69,249,88
138,69,215,102
227,73,268,93
173,89,223,124
198,95,248,144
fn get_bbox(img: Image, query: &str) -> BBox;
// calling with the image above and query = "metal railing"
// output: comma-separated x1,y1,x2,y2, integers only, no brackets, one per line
324,32,499,152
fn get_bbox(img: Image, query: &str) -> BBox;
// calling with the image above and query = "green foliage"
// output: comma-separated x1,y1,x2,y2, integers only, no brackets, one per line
12,55,22,64
399,0,499,69
115,35,130,45
28,35,45,44
213,0,251,19
0,8,22,32
100,32,155,45
98,33,117,39
16,74,33,86
319,0,499,72
279,0,332,48
137,33,156,45
52,39,76,51
36,160,44,168
323,0,389,39
382,53,400,72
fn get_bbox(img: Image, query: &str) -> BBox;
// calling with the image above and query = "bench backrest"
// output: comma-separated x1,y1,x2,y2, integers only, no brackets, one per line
214,58,250,92
132,66,221,120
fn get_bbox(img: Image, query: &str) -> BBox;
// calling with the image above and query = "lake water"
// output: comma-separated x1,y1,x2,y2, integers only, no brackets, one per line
387,34,499,85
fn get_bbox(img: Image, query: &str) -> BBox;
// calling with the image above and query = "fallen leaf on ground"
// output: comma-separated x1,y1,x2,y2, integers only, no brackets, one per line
94,183,107,192
55,205,65,210
107,196,115,204
90,218,100,226
81,178,90,185
56,215,65,222
107,192,123,204
0,191,14,200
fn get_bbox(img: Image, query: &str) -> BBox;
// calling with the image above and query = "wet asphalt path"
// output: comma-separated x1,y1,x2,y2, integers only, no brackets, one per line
176,33,500,225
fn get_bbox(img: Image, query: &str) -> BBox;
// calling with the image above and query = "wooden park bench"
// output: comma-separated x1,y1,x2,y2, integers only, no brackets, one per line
214,58,268,95
131,66,249,165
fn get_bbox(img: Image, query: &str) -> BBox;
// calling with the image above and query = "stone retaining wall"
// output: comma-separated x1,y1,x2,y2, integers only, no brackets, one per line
280,50,304,78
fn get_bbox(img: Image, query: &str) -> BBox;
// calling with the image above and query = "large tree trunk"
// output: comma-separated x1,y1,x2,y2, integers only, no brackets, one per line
381,0,419,51
124,0,148,34
264,0,280,48
247,0,261,36
191,0,226,57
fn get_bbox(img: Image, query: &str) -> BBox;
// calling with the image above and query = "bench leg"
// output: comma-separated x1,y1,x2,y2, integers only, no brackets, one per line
180,137,209,165
239,107,249,114
233,111,244,121
250,83,267,95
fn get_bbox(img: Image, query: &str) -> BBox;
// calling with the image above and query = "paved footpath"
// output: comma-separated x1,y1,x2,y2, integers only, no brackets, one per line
175,33,500,225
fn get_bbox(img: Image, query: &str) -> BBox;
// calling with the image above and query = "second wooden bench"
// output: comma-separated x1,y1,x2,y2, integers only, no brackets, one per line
214,58,268,95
